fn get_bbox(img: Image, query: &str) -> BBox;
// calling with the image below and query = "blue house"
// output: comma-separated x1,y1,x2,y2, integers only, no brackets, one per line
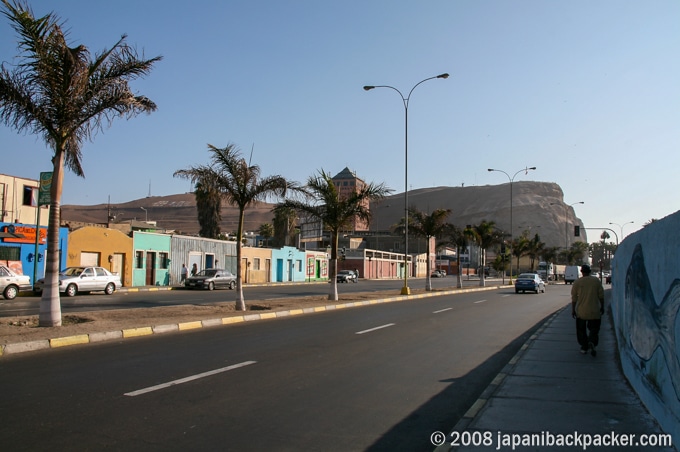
271,246,306,282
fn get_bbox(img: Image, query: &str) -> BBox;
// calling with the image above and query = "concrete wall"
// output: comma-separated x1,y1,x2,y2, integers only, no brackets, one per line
611,210,680,443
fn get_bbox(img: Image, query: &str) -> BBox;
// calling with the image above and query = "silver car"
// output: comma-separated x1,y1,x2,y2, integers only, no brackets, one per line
35,266,122,297
0,265,31,300
184,269,236,290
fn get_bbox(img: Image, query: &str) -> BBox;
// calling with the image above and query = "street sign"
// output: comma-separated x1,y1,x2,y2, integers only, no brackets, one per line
38,172,52,206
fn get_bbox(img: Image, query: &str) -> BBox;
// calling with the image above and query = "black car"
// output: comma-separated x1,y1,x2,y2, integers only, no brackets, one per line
184,269,236,290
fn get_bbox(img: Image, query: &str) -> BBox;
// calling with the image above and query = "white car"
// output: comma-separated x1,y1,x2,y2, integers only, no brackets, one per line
35,266,122,297
0,265,31,300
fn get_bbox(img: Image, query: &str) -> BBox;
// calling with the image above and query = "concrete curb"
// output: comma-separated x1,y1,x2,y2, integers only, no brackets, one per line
1,285,503,358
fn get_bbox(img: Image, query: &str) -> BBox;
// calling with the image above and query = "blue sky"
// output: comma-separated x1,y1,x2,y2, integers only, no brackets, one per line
1,0,678,243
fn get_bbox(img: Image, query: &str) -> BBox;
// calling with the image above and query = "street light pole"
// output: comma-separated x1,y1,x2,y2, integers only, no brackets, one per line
609,221,633,241
364,73,449,295
140,206,148,222
487,166,536,282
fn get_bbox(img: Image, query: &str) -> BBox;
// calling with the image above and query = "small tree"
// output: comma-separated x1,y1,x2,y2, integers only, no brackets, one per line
258,223,274,247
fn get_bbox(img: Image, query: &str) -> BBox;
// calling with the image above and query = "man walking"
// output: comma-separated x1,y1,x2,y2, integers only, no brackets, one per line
571,264,605,356
180,264,188,285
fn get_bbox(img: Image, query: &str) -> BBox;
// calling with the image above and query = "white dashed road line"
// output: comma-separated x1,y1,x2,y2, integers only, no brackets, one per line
474,300,487,304
433,308,453,314
124,361,257,397
355,323,395,335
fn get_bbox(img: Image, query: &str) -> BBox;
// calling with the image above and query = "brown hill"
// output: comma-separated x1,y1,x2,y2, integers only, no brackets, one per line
61,181,586,247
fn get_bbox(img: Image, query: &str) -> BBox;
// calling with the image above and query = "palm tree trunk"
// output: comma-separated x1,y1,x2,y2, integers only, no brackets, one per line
235,207,246,311
479,248,486,287
328,230,339,301
425,245,432,291
39,151,65,327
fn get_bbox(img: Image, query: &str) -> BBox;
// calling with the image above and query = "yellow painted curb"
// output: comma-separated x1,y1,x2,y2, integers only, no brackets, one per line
222,316,245,325
178,321,203,331
122,327,153,338
50,334,90,348
259,312,277,320
313,306,327,312
288,309,304,316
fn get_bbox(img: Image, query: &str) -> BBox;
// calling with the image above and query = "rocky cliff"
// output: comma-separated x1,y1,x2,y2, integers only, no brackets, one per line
61,181,587,248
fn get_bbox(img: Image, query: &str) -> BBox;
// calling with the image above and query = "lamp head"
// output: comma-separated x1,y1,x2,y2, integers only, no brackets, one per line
528,167,537,170
487,168,495,172
363,86,375,91
437,73,450,79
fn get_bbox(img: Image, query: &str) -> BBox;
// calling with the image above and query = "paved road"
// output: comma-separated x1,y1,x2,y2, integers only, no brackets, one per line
0,284,571,451
0,276,492,317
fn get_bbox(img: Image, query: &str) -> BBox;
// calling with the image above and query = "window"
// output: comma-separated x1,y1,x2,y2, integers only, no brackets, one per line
0,246,20,260
135,251,144,269
159,252,169,269
297,260,302,272
22,186,37,207
253,258,260,270
95,267,107,277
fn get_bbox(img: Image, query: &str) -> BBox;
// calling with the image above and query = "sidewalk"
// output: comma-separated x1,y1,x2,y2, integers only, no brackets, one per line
438,305,676,451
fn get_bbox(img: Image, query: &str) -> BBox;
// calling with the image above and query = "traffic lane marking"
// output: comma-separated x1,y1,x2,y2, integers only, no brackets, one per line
474,299,487,304
124,361,257,397
355,323,395,335
433,307,453,314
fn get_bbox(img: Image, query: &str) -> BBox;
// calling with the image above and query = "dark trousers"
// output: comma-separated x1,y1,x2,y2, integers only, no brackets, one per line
576,318,601,350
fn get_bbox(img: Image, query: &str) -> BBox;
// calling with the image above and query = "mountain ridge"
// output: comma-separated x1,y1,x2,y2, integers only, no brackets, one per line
60,181,587,247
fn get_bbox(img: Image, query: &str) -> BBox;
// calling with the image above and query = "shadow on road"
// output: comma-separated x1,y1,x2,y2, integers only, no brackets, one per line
365,314,549,452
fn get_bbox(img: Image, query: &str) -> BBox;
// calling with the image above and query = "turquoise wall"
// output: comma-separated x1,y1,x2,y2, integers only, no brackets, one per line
132,232,171,286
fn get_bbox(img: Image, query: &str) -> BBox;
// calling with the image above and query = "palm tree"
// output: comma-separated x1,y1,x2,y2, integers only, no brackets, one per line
0,1,161,327
466,220,503,287
174,144,290,311
402,208,451,291
442,223,468,288
525,232,545,271
258,223,274,247
510,233,530,275
276,169,391,301
194,175,222,238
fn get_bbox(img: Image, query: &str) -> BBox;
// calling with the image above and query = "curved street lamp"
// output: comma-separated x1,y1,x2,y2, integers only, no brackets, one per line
487,166,537,282
609,221,634,241
364,73,449,295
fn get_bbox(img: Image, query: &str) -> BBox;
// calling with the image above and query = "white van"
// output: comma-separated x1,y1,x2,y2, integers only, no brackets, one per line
565,266,580,284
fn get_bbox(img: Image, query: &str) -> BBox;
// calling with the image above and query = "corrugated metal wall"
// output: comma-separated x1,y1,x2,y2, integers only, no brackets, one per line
170,235,237,284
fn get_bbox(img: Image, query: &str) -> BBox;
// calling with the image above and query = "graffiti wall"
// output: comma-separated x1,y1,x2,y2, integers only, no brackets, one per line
611,210,680,444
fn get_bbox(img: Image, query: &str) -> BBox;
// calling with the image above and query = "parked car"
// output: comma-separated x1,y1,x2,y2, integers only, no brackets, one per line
0,265,31,300
34,266,121,297
514,273,546,294
431,269,446,278
184,269,236,290
336,270,357,283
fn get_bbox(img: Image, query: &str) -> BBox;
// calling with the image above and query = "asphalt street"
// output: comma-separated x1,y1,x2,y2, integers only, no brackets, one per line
0,284,571,451
0,277,485,317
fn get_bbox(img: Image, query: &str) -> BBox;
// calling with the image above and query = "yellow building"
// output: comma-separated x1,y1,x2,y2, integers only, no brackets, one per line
66,226,133,287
